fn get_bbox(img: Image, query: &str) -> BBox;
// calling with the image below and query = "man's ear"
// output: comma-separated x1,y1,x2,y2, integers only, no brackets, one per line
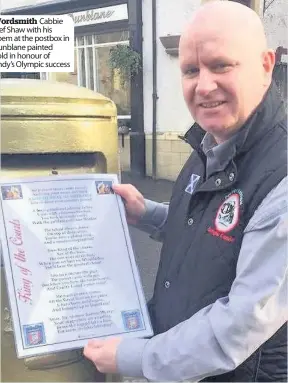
262,49,275,84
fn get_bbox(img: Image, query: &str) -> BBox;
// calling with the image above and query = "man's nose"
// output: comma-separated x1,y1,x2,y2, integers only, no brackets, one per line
195,70,217,97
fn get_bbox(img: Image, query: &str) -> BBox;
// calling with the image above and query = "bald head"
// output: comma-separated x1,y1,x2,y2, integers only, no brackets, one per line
181,1,267,54
178,1,275,142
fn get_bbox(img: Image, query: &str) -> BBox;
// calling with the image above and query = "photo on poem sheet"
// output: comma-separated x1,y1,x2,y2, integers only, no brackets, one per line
1,185,23,200
95,181,114,195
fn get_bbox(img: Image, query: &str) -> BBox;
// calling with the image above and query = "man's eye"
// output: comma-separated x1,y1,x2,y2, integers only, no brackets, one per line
213,63,232,72
183,68,199,77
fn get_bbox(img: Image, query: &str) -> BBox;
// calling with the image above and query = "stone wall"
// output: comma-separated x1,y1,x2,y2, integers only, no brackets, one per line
119,133,192,181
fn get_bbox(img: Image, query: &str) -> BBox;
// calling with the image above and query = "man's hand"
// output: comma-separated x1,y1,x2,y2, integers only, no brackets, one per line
83,337,122,374
113,184,146,224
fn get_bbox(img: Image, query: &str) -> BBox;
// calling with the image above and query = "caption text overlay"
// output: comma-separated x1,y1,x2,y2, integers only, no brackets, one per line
0,15,74,72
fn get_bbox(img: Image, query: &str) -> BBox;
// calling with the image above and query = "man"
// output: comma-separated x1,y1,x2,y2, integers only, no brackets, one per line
84,1,287,381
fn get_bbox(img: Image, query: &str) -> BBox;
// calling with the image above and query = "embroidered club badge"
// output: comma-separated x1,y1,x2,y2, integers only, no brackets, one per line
215,192,241,233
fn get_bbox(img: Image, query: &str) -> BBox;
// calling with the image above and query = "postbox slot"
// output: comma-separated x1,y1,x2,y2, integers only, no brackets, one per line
1,153,107,175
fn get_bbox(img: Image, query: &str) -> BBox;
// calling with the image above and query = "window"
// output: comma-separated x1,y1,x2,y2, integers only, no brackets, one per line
46,31,131,117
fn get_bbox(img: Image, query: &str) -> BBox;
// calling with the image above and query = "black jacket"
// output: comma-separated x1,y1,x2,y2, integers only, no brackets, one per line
148,84,287,381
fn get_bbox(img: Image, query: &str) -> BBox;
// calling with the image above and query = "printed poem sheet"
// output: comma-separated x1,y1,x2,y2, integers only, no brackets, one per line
0,174,152,358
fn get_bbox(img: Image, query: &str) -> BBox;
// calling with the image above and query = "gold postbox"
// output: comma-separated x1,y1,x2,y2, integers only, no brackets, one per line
0,79,118,382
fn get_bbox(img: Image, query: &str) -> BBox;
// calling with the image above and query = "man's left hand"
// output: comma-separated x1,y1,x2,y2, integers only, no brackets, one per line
83,337,122,374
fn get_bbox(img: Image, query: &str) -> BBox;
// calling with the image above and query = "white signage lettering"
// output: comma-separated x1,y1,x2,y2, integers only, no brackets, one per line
68,5,128,27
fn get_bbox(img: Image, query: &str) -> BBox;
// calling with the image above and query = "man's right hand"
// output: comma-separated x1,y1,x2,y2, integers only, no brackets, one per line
113,184,146,225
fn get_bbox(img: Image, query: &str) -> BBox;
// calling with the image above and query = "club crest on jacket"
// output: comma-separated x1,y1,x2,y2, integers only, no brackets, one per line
215,191,242,233
207,189,243,242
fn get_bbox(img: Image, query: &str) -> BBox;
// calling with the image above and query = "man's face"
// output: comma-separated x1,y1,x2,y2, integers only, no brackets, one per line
179,28,271,141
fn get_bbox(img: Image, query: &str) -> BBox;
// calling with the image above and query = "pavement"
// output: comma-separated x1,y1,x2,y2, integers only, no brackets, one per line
121,172,174,203
121,172,174,301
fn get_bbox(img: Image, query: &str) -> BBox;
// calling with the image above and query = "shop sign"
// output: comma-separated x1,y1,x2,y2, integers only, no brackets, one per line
69,4,128,28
